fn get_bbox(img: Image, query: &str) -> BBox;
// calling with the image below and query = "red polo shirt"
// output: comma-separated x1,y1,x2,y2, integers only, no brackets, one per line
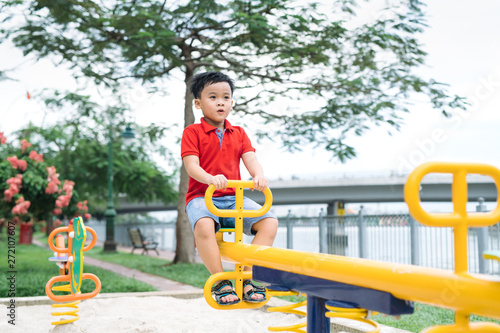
181,117,255,205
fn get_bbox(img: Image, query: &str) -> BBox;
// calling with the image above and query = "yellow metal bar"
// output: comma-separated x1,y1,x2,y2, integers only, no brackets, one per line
218,241,500,319
203,181,273,310
235,184,244,243
404,162,500,227
203,270,269,310
204,180,273,218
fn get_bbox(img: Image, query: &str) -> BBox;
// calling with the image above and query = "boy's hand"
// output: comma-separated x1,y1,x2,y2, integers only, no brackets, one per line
209,174,228,190
253,175,268,192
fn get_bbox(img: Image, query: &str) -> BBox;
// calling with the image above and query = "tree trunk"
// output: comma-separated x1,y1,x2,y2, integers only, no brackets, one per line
173,163,194,263
45,219,53,236
173,66,196,264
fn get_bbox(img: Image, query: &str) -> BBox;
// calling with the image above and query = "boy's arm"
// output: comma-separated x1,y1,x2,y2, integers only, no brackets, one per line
183,155,228,190
241,151,268,192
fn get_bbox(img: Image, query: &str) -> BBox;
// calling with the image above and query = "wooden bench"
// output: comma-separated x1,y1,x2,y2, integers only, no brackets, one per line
127,228,159,255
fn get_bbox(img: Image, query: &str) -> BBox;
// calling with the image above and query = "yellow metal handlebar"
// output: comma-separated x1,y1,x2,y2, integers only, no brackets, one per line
205,180,273,218
203,271,270,310
203,180,273,310
405,162,500,275
404,162,500,228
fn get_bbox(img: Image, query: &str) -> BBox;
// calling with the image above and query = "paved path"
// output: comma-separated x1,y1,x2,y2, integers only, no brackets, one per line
110,241,234,270
84,256,200,292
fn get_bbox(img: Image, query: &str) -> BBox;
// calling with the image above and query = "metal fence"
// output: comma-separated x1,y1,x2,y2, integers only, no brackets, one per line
87,209,500,275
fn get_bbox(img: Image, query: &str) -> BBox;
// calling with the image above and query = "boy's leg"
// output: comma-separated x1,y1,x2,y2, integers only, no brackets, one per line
250,217,278,247
243,217,279,300
194,217,239,304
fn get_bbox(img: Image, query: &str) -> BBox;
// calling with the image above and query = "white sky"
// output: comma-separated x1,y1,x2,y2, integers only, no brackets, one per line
1,0,500,187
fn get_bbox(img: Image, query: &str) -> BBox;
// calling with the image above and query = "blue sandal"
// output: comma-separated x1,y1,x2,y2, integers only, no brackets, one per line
211,280,240,305
242,280,267,303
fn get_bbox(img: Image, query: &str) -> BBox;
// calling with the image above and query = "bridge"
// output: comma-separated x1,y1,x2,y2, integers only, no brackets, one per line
116,173,497,214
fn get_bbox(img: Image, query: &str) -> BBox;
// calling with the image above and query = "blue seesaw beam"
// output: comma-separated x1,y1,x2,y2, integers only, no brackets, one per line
253,266,414,333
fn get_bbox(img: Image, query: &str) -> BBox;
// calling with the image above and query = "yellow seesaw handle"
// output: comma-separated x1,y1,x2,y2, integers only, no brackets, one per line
405,162,500,228
203,271,270,310
203,180,273,310
205,180,273,218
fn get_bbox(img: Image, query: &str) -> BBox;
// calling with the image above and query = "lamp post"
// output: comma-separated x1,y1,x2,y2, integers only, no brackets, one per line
103,124,135,252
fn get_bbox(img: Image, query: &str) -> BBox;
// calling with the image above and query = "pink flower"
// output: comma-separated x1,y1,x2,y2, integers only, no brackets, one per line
8,184,20,193
46,166,60,185
4,175,23,201
76,201,88,211
29,151,44,162
20,139,32,153
45,181,59,195
7,156,27,171
84,213,92,220
0,132,6,144
17,160,27,172
7,156,19,168
52,208,62,215
56,194,72,208
47,166,56,176
6,175,22,187
12,197,30,215
63,180,74,194
4,189,15,202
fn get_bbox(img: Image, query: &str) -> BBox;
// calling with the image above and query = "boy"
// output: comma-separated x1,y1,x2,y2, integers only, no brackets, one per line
181,72,279,305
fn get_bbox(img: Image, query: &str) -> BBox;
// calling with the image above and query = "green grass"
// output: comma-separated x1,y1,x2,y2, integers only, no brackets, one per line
373,303,500,332
85,245,211,288
0,235,156,298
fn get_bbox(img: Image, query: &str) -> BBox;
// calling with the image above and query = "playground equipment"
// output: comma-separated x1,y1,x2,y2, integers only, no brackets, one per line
266,286,307,332
325,300,380,333
203,180,273,310
45,216,101,325
203,162,500,333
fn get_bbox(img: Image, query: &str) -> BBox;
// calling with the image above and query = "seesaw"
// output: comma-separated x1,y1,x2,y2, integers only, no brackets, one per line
202,162,500,333
45,216,101,326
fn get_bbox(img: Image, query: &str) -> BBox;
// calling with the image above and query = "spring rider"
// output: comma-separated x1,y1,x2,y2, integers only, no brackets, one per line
45,216,101,326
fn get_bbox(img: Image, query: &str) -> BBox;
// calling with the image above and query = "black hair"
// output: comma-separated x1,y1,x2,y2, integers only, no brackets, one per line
189,71,235,99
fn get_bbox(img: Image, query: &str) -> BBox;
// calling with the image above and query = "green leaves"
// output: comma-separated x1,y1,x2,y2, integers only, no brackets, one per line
11,118,178,216
1,0,467,164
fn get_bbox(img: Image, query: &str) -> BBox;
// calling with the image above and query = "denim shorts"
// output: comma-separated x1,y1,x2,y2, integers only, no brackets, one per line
186,195,277,236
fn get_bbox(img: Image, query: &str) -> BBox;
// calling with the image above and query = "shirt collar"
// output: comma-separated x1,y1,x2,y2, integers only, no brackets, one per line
200,117,233,133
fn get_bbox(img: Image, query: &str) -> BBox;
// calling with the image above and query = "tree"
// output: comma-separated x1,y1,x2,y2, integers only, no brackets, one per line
0,133,90,235
0,0,466,263
9,94,178,217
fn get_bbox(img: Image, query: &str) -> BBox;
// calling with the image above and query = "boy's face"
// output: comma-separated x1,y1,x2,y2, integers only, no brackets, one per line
194,81,233,128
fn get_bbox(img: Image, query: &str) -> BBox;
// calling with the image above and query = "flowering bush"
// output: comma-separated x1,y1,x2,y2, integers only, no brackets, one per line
0,132,91,233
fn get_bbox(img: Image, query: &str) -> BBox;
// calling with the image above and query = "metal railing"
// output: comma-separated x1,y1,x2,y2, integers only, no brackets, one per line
86,208,500,275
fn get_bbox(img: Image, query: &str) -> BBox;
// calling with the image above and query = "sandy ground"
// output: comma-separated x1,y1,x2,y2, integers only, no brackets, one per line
1,293,407,333
3,296,309,333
